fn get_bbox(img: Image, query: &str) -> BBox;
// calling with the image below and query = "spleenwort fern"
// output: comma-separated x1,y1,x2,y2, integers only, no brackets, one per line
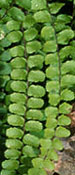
0,0,75,175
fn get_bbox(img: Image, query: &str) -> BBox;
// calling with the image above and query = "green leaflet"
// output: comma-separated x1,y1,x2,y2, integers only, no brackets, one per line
8,7,25,21
28,85,45,97
11,81,27,93
6,127,23,139
28,55,44,69
6,20,21,31
44,128,55,139
49,2,65,14
48,93,60,106
46,66,59,80
58,115,71,126
46,81,59,93
7,115,24,127
11,57,26,69
25,121,43,132
40,139,52,149
7,31,22,43
56,126,70,137
5,149,20,159
23,15,35,29
0,37,11,47
33,10,51,23
59,102,72,114
23,145,39,158
10,93,27,104
46,117,57,129
26,109,44,121
61,89,74,101
57,29,74,45
28,168,47,175
45,53,58,65
0,50,11,61
24,28,38,41
31,0,46,11
1,170,16,175
27,98,44,108
2,160,19,170
41,26,55,41
61,75,75,88
11,69,27,80
10,46,24,57
45,106,58,118
26,40,42,54
52,138,64,151
6,139,23,149
55,14,72,24
61,60,75,74
0,62,11,75
9,103,26,115
23,134,40,148
47,148,58,161
15,0,31,10
28,70,45,82
43,41,57,53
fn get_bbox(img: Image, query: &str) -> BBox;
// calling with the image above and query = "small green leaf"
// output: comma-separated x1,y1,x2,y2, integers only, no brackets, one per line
5,149,20,159
28,55,44,69
56,126,70,137
23,15,35,29
32,158,43,168
6,20,20,31
0,62,11,75
44,159,55,170
28,70,45,82
61,75,75,88
28,168,47,175
28,85,45,97
7,31,22,43
45,53,58,65
27,98,44,108
11,57,26,69
52,138,64,150
0,0,9,8
61,89,74,101
43,41,57,53
31,0,46,11
46,80,59,93
8,7,25,21
59,102,72,114
23,145,39,158
57,29,74,45
9,103,26,115
34,10,51,23
25,120,43,132
1,170,16,175
47,149,58,161
44,128,55,139
6,139,23,149
0,50,11,61
49,2,65,14
15,0,31,10
45,106,58,118
61,60,75,75
10,93,27,104
48,93,60,106
26,40,42,54
58,115,71,126
59,46,71,62
46,117,57,128
2,160,19,170
40,139,52,149
6,127,23,139
0,37,11,47
7,115,24,127
11,81,27,93
24,28,38,41
23,134,40,148
46,66,59,79
56,14,72,24
41,26,55,41
11,69,27,80
26,109,44,121
10,46,24,57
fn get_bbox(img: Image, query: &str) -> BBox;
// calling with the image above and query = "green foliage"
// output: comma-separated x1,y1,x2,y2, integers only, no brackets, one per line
0,0,74,175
